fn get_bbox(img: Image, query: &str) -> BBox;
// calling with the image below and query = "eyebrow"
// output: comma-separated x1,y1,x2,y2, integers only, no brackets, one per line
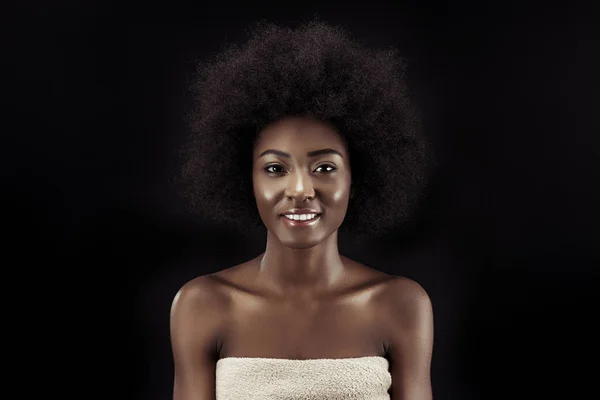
258,148,344,159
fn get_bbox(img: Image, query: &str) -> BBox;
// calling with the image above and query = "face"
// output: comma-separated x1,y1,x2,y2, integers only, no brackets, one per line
252,116,352,249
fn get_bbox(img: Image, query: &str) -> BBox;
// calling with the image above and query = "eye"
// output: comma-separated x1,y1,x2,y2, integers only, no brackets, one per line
264,164,285,174
315,164,337,173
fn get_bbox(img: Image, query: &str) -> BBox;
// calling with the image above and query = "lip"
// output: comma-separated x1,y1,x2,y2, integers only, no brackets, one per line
280,208,321,215
280,214,321,228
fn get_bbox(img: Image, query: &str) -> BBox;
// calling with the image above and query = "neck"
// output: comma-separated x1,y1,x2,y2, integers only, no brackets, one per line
257,230,346,297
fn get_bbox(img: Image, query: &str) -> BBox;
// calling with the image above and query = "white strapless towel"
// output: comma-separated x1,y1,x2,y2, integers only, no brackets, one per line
215,356,391,400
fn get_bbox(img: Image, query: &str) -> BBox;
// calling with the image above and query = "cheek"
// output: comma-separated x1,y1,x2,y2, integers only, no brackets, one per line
253,179,277,204
331,179,351,203
261,187,277,202
332,187,346,202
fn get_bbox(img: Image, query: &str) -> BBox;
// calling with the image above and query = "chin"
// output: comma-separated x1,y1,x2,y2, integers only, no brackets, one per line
276,226,339,250
281,239,323,250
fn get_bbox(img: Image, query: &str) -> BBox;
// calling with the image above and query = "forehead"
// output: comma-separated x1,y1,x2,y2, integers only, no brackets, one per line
254,117,347,153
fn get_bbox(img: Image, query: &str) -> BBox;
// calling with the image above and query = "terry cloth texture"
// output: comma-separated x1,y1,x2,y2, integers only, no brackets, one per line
215,356,391,399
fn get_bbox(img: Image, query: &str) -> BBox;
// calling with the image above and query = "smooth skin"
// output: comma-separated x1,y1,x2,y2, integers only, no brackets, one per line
170,116,434,400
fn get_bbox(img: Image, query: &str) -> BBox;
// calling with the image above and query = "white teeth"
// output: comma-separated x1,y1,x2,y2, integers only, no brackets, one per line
284,213,318,221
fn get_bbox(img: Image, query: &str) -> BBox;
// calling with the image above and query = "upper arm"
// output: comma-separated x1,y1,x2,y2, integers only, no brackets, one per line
386,278,434,400
170,277,226,400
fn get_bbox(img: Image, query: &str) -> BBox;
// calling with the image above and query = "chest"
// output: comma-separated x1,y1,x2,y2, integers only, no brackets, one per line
219,294,387,359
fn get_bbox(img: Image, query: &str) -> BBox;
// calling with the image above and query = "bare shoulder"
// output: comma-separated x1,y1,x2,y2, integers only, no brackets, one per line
383,277,434,399
170,274,231,349
384,276,431,302
171,274,230,314
381,276,433,327
171,275,232,399
170,274,234,376
340,256,395,287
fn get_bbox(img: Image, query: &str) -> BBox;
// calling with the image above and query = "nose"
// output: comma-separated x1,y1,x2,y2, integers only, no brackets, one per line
284,170,315,201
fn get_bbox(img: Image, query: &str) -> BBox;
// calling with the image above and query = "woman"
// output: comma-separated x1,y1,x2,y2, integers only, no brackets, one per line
170,19,434,400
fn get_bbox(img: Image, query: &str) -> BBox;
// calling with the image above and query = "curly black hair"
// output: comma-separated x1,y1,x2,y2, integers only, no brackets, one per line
177,19,432,239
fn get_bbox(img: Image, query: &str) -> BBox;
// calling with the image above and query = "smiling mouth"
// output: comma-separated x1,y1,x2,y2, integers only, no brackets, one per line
280,213,322,227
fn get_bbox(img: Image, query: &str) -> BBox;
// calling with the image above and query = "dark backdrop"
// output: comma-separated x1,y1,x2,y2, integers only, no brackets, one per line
6,1,599,399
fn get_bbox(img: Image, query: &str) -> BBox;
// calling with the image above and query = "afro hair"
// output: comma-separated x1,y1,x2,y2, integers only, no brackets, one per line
177,19,432,239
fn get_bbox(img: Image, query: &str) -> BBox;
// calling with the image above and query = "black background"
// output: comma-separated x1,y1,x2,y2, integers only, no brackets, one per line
6,1,599,399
